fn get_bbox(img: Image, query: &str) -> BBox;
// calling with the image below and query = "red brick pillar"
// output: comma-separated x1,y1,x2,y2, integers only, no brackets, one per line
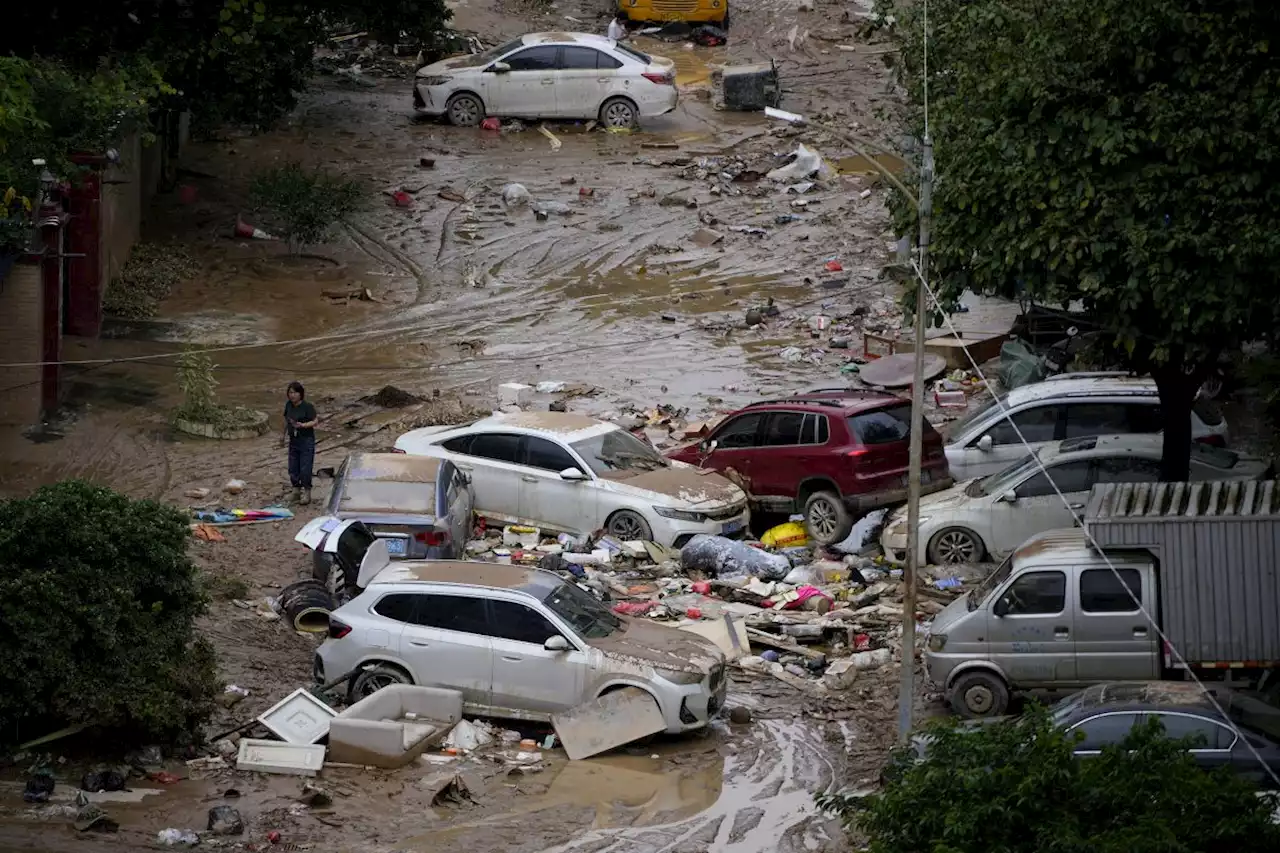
64,166,103,337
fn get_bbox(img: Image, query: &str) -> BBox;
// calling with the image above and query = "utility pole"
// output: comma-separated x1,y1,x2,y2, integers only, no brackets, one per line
897,135,934,740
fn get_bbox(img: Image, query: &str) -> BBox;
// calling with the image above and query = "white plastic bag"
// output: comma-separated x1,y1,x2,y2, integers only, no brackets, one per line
767,145,834,182
502,183,531,206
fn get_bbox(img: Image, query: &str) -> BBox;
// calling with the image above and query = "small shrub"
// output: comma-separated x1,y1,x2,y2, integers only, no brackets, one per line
0,481,219,749
103,243,199,320
249,162,362,254
173,349,262,431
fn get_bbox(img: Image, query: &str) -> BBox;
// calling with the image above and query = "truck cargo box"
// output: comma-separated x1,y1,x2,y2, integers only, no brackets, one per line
1085,480,1280,667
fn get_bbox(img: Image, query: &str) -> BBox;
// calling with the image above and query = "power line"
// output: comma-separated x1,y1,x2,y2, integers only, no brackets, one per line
908,257,1280,789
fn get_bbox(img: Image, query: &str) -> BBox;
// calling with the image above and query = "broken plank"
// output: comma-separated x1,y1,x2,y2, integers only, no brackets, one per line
746,627,826,661
551,686,666,760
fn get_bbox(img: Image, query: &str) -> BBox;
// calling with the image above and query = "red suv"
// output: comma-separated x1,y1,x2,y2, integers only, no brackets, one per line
667,389,954,544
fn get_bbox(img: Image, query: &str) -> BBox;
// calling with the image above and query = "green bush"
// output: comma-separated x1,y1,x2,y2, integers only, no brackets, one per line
0,481,218,749
249,161,362,254
820,707,1280,853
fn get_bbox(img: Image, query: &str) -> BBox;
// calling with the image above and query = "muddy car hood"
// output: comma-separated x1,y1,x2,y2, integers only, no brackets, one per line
600,464,744,508
590,618,723,675
417,56,476,75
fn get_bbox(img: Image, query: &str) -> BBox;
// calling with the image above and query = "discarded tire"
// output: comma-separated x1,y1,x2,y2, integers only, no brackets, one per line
207,805,245,836
278,579,336,633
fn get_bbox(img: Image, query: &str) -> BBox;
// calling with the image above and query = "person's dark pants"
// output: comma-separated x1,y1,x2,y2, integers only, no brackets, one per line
288,435,315,489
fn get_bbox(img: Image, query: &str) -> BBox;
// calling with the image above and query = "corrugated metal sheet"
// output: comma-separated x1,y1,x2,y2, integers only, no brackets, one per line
1084,480,1280,665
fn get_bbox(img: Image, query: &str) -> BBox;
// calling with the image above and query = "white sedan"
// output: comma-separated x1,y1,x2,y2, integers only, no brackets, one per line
881,434,1271,565
393,411,750,547
413,32,678,130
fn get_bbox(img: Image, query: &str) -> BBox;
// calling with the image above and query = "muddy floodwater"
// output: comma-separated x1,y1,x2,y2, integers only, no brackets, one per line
0,0,937,848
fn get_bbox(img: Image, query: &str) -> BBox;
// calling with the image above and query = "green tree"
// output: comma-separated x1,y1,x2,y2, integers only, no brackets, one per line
0,481,219,748
820,707,1280,852
249,161,363,253
877,0,1280,480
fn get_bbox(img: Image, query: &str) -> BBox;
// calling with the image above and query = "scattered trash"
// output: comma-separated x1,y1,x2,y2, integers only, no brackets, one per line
681,535,792,581
552,686,668,760
761,520,808,549
80,770,127,793
392,190,413,208
767,144,834,182
207,805,245,836
185,487,211,500
419,157,436,169
74,803,118,833
443,719,494,753
277,579,336,633
481,117,501,131
539,125,563,151
234,217,276,241
158,828,200,846
421,772,475,806
218,684,250,708
193,523,225,542
502,183,531,207
825,260,843,272
223,478,246,495
691,228,724,247
23,773,54,804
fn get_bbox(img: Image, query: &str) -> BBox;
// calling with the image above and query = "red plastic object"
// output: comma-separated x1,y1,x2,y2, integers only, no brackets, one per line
578,187,594,197
612,600,656,616
480,117,501,131
178,185,198,205
686,607,702,620
267,830,282,844
150,771,180,784
691,580,711,595
825,260,843,272
392,190,413,207
854,633,871,651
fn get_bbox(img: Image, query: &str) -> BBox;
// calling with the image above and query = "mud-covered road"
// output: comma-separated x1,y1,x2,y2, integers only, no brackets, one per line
0,0,930,849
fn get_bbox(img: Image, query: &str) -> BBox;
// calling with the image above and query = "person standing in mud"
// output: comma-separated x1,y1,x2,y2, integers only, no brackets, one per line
283,381,318,505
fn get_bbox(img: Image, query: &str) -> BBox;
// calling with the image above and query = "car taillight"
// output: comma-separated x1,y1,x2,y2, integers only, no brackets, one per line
1194,434,1226,448
847,448,869,458
328,619,352,639
415,531,449,546
643,71,674,86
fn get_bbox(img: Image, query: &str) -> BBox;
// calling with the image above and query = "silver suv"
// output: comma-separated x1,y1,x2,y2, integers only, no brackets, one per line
315,561,728,733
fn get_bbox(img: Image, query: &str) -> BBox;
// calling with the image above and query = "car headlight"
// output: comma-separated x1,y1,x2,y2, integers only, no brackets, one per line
417,76,452,86
657,668,705,685
653,506,707,523
927,633,947,652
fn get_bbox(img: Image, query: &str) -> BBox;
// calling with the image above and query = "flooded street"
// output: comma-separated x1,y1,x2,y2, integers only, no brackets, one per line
0,0,922,849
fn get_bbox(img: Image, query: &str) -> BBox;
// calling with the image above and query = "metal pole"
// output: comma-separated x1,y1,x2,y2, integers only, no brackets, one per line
897,135,934,739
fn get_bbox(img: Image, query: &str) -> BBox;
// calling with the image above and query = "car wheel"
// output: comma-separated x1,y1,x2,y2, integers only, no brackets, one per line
599,97,639,130
349,664,412,702
927,527,985,565
446,93,484,127
312,554,355,603
606,509,653,541
948,671,1010,718
804,491,853,545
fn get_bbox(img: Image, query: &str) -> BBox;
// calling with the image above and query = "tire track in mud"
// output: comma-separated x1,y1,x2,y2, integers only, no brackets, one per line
536,719,846,853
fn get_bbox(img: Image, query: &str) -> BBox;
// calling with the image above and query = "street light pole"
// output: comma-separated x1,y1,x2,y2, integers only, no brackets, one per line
897,135,934,740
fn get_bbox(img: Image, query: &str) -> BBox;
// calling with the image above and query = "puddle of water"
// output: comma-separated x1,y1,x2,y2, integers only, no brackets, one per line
836,152,908,176
633,39,727,88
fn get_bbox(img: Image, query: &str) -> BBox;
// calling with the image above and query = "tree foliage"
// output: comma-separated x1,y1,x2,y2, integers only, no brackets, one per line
0,481,219,749
249,161,363,252
877,0,1280,479
820,707,1280,853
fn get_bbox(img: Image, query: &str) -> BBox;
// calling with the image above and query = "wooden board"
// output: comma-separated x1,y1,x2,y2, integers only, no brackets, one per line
551,687,667,761
858,353,947,388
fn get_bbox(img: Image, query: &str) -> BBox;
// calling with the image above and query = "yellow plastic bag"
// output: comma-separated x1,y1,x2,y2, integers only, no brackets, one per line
761,521,809,549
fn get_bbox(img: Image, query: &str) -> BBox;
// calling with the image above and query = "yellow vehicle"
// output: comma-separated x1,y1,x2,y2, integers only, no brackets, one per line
619,0,729,29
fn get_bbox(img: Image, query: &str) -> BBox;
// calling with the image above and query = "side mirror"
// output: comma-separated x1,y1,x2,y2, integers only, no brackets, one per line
489,62,511,73
700,439,718,455
544,635,570,652
977,435,994,452
559,467,588,482
1000,490,1018,504
992,597,1009,617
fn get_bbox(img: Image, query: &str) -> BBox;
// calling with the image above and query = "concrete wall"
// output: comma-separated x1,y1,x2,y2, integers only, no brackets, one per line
99,131,145,294
0,262,45,425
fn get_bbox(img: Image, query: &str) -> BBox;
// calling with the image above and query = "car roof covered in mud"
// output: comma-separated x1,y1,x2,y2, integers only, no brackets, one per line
342,452,442,483
368,559,559,593
475,411,614,439
523,32,616,49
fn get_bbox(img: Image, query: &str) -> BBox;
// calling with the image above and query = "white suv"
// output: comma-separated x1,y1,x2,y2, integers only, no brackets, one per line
945,374,1229,481
315,560,728,733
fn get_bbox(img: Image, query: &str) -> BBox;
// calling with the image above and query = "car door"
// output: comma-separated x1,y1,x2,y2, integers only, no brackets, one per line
557,46,622,120
700,412,766,497
960,404,1064,479
1066,711,1143,756
442,462,472,557
1146,712,1242,777
747,411,814,502
517,436,597,533
987,568,1076,685
398,592,494,710
984,459,1093,558
485,598,589,714
1074,566,1158,681
443,432,524,522
489,45,561,116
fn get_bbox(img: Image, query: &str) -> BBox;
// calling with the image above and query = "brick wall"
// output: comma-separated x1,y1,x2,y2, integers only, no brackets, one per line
0,262,45,425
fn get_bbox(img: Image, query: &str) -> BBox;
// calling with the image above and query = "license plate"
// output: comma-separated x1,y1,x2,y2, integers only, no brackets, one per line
721,519,745,536
383,538,407,556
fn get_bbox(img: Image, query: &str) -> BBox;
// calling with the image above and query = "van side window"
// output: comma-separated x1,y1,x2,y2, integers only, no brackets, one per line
1079,568,1142,613
986,405,1060,445
1001,570,1065,615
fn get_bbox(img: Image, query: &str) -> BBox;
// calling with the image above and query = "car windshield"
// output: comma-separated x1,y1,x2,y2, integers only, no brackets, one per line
543,581,622,639
968,555,1013,611
949,392,1008,438
572,429,668,475
972,450,1044,497
449,38,523,68
339,481,435,514
1048,690,1089,725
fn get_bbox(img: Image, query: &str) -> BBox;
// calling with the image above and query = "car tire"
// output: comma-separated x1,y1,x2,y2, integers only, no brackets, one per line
948,671,1009,718
349,663,412,702
599,96,639,130
804,490,853,545
312,553,357,603
606,509,653,542
446,93,485,127
927,527,985,565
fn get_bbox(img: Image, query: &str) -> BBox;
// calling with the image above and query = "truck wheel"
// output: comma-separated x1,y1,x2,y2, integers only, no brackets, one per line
804,491,853,545
927,527,985,565
949,671,1009,718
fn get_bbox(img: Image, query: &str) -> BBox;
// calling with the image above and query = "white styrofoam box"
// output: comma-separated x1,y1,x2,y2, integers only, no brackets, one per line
497,383,534,407
236,738,325,776
257,688,338,745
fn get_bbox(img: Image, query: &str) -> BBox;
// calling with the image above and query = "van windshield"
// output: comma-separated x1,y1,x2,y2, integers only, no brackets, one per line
949,393,1007,438
968,556,1013,611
